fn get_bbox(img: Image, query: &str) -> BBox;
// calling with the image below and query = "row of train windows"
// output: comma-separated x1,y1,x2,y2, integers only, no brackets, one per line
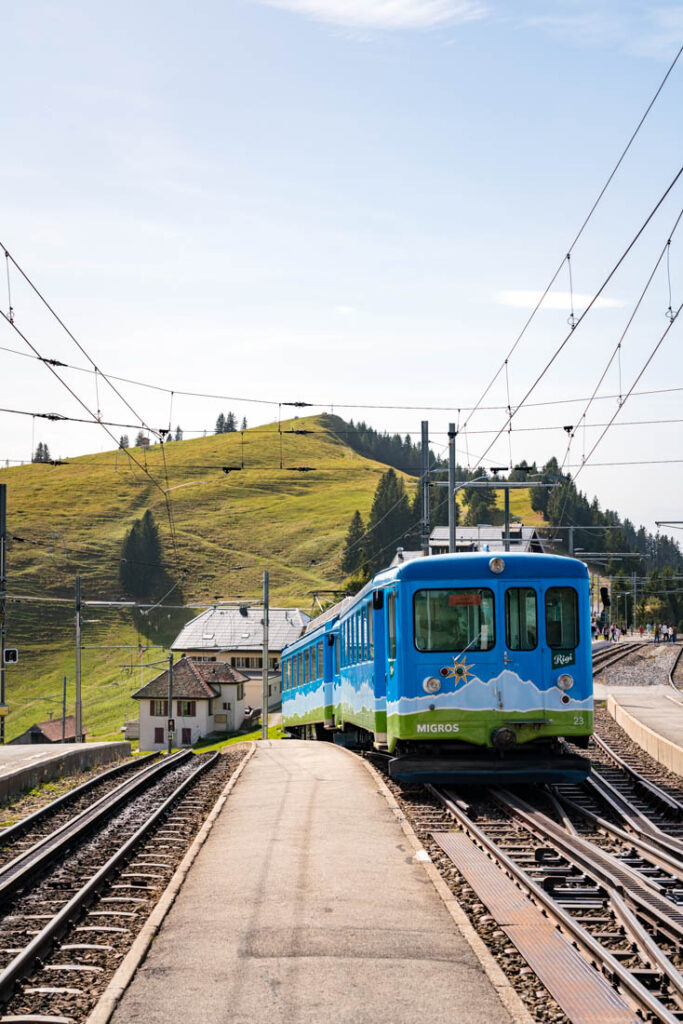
282,639,340,691
413,586,578,653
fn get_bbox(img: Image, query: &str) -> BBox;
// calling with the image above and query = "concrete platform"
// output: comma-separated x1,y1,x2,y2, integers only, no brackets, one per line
606,686,683,775
109,741,514,1024
0,741,131,800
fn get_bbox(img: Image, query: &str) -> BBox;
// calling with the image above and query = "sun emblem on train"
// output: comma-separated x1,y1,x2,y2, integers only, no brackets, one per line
440,656,474,684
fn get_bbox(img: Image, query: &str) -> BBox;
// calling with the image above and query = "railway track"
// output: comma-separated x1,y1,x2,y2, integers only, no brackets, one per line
592,640,650,674
0,747,248,1022
431,784,683,1023
0,753,158,869
670,645,683,693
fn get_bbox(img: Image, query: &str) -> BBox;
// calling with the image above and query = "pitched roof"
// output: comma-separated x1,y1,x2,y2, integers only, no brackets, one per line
172,606,310,653
131,658,249,701
33,715,79,742
429,525,545,554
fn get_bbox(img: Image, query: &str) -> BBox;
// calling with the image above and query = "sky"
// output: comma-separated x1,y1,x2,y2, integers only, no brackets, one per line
1,0,682,536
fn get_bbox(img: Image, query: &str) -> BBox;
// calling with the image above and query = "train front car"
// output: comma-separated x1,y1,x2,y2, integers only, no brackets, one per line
386,552,592,785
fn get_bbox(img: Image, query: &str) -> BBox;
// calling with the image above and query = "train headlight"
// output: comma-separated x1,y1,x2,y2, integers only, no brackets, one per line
423,676,442,694
489,557,505,574
557,673,574,690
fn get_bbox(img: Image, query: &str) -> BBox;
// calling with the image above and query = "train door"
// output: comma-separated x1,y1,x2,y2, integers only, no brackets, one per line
500,584,543,707
372,590,387,745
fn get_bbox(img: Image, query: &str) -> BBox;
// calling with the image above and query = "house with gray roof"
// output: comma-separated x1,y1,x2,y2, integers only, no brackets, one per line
172,605,311,712
131,657,250,751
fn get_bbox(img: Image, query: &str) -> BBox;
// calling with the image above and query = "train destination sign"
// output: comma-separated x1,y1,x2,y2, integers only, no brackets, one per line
551,650,575,670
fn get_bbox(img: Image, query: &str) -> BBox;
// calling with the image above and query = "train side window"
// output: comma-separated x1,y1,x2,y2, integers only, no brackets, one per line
361,607,367,661
545,587,579,649
317,641,324,678
311,645,317,680
334,636,340,674
387,592,397,660
298,652,303,687
283,659,288,691
505,588,537,650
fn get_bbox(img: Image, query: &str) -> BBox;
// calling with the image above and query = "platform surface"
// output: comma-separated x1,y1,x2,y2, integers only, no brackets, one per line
607,684,683,754
111,740,512,1024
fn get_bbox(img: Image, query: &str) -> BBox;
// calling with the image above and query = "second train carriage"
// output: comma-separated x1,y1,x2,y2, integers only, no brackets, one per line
281,552,592,784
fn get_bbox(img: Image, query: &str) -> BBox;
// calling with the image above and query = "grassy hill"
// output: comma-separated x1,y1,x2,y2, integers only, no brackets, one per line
0,414,542,742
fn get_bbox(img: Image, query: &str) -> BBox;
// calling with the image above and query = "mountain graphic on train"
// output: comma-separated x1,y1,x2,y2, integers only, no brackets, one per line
281,552,592,784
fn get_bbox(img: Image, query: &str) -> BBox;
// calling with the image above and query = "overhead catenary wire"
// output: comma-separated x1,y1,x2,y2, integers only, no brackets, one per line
560,207,683,474
469,163,683,473
3,337,683,416
0,307,181,566
459,42,683,434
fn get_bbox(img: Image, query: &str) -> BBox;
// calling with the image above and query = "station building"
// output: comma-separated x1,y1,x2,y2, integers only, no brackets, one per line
171,605,311,714
132,657,250,751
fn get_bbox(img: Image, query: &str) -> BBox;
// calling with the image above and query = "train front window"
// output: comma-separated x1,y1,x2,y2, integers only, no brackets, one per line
545,587,579,649
505,588,537,650
414,588,495,652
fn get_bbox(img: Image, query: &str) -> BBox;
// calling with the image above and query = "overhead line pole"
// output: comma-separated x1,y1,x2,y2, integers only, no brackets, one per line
0,484,6,743
75,574,82,743
261,571,269,741
421,421,430,557
448,423,456,553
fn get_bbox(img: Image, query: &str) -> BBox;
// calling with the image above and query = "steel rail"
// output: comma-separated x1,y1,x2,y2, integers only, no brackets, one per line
430,784,680,1024
491,787,683,955
581,771,683,856
0,751,219,1005
552,784,683,884
0,752,158,846
0,750,191,903
592,641,649,674
591,733,683,819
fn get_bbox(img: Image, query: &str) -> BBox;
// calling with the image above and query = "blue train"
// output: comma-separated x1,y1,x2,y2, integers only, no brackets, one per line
281,552,592,784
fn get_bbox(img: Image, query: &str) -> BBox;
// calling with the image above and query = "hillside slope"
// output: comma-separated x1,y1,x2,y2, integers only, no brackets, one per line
0,414,543,742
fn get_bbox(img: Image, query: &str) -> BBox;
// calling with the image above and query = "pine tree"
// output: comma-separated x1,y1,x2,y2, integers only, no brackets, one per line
119,510,169,599
33,442,50,463
215,413,226,434
226,412,237,432
174,425,183,441
365,469,413,572
241,416,248,430
135,431,146,447
463,485,498,527
341,510,366,574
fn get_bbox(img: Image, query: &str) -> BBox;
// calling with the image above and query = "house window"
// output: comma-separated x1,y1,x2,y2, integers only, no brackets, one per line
154,727,164,744
176,701,196,717
151,700,168,717
237,683,244,701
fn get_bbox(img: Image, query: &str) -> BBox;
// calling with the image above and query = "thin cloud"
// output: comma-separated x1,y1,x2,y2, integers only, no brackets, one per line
496,290,626,311
256,0,487,29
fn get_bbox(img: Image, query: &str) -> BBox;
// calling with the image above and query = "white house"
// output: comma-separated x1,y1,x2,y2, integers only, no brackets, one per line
132,657,249,751
171,605,311,711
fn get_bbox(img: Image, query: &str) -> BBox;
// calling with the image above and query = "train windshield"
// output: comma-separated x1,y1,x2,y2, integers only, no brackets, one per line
413,588,495,652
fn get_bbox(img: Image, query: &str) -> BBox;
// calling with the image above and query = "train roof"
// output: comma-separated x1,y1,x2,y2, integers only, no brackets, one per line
375,550,589,585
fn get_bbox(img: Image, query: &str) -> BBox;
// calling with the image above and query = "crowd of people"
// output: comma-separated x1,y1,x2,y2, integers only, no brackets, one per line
591,620,678,643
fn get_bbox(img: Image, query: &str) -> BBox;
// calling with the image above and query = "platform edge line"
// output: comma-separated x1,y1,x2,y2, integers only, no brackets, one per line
608,693,683,777
352,751,534,1024
85,742,257,1024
